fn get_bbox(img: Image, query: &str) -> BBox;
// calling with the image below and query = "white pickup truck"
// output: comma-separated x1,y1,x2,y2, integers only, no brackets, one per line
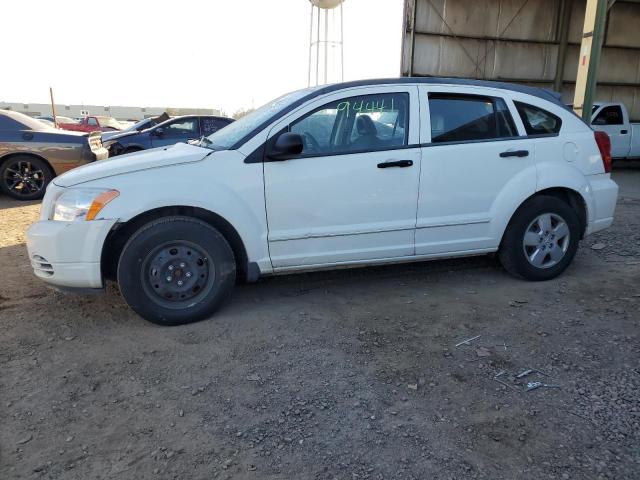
590,102,640,160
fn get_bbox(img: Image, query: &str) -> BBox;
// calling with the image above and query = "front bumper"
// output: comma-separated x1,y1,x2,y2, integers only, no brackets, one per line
26,219,117,288
586,175,619,235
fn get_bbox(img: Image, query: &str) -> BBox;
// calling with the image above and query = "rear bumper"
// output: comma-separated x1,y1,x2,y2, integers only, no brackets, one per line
586,175,619,235
26,219,117,288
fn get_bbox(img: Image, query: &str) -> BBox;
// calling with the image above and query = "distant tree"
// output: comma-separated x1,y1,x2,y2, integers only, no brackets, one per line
232,108,255,120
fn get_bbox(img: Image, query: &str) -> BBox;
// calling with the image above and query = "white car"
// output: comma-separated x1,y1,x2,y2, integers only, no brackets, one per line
27,78,619,325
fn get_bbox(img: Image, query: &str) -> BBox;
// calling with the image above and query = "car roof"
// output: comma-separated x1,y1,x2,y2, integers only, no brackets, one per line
153,114,233,127
307,77,565,108
230,77,567,149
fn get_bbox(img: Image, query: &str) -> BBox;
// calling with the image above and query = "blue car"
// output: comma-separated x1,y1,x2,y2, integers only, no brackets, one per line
104,115,233,156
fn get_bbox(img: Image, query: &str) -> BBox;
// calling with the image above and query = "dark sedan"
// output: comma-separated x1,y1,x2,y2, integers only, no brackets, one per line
0,110,108,200
103,115,234,156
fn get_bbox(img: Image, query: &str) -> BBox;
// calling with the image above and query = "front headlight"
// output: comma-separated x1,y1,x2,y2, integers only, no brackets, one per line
53,188,119,221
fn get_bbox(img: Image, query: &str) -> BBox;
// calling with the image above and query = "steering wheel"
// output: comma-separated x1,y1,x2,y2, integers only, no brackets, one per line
302,132,320,153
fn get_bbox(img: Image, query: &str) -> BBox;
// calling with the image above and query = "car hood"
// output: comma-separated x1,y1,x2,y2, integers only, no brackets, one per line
102,129,141,142
54,142,211,187
102,129,134,141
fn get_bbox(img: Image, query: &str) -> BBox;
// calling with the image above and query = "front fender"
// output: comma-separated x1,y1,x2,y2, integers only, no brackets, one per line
81,153,271,273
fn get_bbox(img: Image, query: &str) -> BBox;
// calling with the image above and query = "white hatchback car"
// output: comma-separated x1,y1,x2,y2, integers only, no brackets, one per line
27,78,618,325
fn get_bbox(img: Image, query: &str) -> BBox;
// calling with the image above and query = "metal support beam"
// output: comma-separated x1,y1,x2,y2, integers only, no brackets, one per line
554,0,573,92
573,0,608,122
409,0,417,76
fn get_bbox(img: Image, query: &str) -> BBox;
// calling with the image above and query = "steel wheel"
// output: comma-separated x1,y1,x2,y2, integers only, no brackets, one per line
141,241,214,309
118,216,236,325
2,159,46,197
522,213,570,269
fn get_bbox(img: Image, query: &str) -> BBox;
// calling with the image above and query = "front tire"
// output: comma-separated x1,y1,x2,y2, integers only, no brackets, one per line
499,195,580,281
0,155,53,200
117,216,236,325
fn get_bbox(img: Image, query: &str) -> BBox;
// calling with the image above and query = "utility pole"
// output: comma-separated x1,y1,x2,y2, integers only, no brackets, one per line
49,87,58,128
572,0,608,122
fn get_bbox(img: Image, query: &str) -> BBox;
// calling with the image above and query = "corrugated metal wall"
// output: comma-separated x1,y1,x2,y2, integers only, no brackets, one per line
401,0,640,120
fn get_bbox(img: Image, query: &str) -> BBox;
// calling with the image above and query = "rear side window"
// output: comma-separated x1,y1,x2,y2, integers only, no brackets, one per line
514,102,562,135
0,115,22,130
593,105,623,125
428,94,517,143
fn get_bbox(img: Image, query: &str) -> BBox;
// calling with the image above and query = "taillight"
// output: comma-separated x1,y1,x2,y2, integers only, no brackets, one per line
594,130,612,173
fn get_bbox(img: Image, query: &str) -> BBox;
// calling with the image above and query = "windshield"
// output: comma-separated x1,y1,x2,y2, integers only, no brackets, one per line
127,118,150,132
205,88,316,150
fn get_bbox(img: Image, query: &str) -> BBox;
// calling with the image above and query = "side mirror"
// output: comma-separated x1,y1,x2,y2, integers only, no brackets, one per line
152,127,164,137
266,132,304,161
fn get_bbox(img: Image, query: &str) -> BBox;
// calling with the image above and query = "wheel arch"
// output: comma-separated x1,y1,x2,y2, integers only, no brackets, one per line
101,205,253,283
500,187,588,248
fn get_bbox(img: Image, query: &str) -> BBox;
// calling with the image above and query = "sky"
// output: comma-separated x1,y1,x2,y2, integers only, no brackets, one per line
0,0,404,116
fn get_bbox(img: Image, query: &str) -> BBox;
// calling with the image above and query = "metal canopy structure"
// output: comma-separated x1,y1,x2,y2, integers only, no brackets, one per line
401,0,640,120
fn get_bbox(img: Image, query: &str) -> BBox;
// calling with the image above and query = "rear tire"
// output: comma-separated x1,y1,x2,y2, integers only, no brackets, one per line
117,216,236,325
499,195,580,281
0,155,53,200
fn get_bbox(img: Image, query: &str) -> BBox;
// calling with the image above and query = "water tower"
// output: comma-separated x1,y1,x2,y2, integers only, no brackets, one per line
307,0,345,87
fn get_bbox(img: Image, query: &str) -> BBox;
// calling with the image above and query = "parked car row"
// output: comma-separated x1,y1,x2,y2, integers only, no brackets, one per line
24,78,619,326
0,109,234,199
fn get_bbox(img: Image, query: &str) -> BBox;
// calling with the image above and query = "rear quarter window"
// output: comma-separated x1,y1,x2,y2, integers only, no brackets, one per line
514,102,562,136
0,116,22,130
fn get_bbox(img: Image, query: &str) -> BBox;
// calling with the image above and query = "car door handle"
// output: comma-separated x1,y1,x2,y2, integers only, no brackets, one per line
499,150,529,158
621,129,628,134
377,160,413,168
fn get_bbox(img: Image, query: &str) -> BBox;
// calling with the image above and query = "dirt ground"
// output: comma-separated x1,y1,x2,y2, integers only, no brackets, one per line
1,165,639,480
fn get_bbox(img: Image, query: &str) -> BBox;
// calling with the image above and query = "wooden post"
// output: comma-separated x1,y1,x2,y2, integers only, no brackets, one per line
49,87,58,128
573,0,608,122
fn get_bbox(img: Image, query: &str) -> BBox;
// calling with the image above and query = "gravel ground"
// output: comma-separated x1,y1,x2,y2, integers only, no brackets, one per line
1,168,639,480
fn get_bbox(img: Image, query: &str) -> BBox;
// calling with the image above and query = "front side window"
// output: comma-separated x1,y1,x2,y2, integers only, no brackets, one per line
514,102,562,135
289,92,409,157
164,118,199,137
593,105,623,125
428,94,517,143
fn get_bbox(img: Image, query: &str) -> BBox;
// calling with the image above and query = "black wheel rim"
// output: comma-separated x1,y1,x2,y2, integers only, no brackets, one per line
3,160,45,196
141,241,215,309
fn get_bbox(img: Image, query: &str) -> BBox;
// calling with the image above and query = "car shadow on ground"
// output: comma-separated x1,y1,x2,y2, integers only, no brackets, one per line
0,195,40,210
